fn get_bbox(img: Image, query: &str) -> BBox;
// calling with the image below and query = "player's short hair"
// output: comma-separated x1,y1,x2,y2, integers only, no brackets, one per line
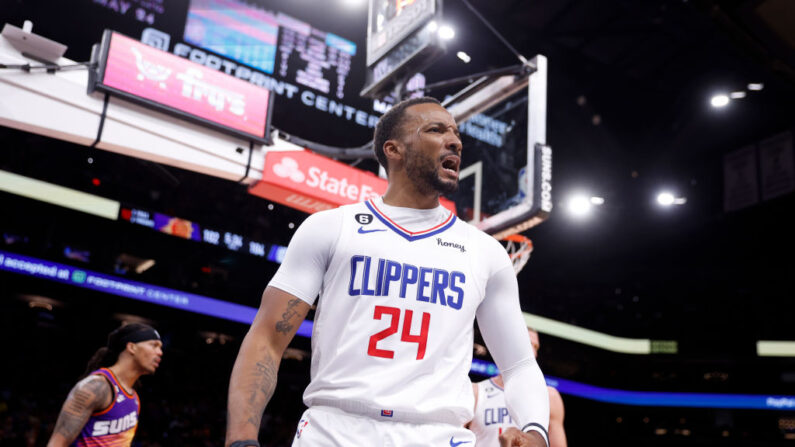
373,96,442,173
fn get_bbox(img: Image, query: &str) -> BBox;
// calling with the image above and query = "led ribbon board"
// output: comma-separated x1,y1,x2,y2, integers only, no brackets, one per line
470,360,794,410
90,30,274,143
2,248,793,410
543,376,795,411
119,207,283,260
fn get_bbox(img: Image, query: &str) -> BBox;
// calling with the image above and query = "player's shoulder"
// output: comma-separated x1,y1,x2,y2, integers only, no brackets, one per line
298,204,348,227
324,201,374,218
548,385,561,398
548,386,565,416
548,386,564,406
293,202,375,243
453,219,497,242
454,219,506,255
72,373,114,403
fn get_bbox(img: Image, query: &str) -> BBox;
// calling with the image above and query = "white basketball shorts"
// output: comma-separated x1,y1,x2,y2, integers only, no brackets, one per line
291,406,475,447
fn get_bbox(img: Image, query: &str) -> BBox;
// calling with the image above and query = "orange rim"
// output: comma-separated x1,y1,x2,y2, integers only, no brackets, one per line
500,234,534,260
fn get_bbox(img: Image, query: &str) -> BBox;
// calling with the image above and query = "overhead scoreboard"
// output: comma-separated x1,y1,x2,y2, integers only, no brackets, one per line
361,0,445,99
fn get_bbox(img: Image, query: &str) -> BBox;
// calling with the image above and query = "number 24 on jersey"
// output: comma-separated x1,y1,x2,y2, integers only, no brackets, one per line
367,306,430,360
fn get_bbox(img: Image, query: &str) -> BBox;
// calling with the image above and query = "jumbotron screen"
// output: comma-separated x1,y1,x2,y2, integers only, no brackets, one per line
184,0,357,101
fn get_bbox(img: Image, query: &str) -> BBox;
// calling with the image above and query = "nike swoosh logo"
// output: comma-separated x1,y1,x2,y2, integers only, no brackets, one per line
449,437,472,447
358,226,386,234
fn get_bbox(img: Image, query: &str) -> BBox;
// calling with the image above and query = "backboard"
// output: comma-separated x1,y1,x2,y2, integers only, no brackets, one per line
444,55,552,239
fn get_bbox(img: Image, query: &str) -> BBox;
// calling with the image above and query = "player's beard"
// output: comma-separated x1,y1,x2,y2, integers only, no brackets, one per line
405,147,458,196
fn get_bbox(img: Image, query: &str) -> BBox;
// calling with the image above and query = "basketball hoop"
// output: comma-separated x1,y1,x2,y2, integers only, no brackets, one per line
501,234,534,275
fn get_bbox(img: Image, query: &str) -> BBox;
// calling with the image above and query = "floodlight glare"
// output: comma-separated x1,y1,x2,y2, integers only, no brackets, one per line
656,191,687,207
590,196,605,205
567,195,592,217
426,21,438,32
748,83,764,91
710,94,730,108
657,192,676,206
456,51,471,63
438,25,455,40
729,91,746,99
657,192,675,206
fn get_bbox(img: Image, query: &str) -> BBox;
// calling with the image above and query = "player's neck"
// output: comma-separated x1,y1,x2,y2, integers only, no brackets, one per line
109,361,141,393
491,375,504,388
382,175,440,210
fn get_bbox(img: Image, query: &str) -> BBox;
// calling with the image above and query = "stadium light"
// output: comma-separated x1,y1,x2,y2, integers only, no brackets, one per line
567,195,592,217
456,51,471,63
656,191,686,207
748,83,764,91
710,94,730,108
438,25,455,40
657,192,675,206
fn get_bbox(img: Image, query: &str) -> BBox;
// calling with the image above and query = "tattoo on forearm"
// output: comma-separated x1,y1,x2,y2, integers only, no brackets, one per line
243,355,278,428
53,377,110,440
275,298,302,334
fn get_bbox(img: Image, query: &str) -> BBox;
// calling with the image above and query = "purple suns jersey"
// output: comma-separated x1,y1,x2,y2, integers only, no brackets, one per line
73,368,140,447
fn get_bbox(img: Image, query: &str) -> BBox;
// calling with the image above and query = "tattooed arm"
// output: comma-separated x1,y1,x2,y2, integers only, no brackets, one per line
226,286,311,446
47,375,112,447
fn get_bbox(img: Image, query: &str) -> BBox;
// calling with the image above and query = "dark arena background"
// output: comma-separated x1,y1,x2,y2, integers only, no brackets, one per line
1,0,795,446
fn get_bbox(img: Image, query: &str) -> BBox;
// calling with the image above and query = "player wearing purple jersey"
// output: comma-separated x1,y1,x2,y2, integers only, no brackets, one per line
226,97,549,447
46,323,162,447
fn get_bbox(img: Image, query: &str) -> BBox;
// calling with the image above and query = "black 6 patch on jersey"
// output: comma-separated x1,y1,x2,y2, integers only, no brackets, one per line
355,213,373,225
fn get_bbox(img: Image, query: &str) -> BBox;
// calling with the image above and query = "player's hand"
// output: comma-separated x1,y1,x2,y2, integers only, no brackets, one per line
499,427,547,447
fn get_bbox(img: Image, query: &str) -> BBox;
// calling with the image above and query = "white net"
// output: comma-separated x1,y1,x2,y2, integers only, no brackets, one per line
502,234,534,275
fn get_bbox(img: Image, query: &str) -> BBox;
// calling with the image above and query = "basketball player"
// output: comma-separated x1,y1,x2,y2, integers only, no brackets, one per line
470,328,567,447
46,323,163,447
226,97,549,447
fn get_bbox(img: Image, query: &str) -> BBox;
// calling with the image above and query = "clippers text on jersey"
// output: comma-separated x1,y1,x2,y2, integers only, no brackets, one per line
348,255,465,310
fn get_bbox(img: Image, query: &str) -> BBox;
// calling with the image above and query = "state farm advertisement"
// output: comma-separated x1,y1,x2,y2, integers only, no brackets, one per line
100,32,270,139
250,150,456,214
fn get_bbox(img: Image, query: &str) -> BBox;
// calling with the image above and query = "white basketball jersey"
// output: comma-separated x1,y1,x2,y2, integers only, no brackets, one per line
471,378,516,447
297,199,502,426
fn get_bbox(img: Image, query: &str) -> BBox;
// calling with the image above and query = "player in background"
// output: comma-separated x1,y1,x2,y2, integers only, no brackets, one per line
46,323,163,447
226,97,550,447
470,328,567,447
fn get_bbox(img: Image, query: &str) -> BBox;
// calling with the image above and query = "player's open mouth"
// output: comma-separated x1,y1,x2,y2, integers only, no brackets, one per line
441,156,460,176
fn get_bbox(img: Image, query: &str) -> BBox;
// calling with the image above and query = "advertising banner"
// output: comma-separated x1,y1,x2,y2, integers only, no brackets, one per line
251,150,455,214
96,31,272,141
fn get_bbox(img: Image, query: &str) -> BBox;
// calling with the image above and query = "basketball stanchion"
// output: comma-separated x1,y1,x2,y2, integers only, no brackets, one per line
501,233,534,275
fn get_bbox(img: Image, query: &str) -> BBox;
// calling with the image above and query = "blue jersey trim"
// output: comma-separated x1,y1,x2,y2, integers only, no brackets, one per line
364,201,457,242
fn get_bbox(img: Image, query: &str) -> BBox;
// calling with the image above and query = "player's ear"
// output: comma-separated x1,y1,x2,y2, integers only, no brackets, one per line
383,139,404,166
